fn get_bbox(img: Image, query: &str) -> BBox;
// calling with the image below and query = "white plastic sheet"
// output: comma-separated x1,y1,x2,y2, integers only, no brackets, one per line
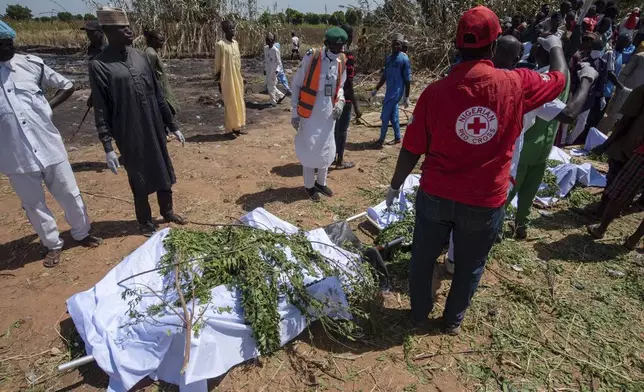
67,208,358,392
366,174,420,229
570,128,608,156
510,146,607,208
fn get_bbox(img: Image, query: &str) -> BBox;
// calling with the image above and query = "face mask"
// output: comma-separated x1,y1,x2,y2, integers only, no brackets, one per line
590,50,603,59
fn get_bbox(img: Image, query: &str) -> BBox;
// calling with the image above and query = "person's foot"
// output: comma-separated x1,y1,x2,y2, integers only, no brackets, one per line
277,95,286,104
315,182,333,197
285,90,293,97
234,129,249,136
624,235,641,251
409,313,430,329
514,224,528,240
587,224,606,239
227,132,239,140
140,222,157,238
373,140,384,150
77,235,103,248
387,139,401,145
335,161,355,170
305,187,320,202
43,249,62,268
441,322,462,336
164,213,188,225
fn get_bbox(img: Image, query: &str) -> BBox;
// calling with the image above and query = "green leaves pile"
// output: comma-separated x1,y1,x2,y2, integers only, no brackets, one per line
123,225,377,356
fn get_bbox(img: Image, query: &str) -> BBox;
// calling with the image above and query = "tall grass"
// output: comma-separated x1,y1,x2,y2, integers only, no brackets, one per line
9,20,85,48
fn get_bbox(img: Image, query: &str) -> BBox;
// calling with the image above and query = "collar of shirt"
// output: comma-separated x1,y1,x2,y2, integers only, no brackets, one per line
449,59,495,77
0,57,16,71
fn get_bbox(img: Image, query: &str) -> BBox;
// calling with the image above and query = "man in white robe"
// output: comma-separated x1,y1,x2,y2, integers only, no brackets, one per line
291,27,348,201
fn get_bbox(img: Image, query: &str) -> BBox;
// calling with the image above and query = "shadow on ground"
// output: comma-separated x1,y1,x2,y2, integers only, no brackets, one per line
56,317,109,391
71,161,107,173
186,134,235,143
0,219,143,271
235,186,308,211
533,233,629,262
270,163,301,178
346,141,380,151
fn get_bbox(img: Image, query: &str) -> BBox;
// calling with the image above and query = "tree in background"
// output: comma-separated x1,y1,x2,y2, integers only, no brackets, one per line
259,10,272,26
345,8,362,25
285,8,304,25
74,14,83,20
5,4,33,20
329,10,346,25
84,13,97,21
57,12,73,22
304,12,320,25
320,14,330,24
39,16,51,22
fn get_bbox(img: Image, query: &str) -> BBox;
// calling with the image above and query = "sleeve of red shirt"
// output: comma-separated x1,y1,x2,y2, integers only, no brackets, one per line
402,88,430,156
514,68,566,114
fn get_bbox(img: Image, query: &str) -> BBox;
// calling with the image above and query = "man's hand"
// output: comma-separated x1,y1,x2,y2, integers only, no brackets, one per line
386,186,400,208
173,130,186,146
332,101,345,120
537,35,563,52
577,62,599,82
291,116,300,131
105,151,119,174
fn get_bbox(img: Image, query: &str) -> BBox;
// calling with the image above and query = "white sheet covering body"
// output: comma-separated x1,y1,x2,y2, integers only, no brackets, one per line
67,208,357,392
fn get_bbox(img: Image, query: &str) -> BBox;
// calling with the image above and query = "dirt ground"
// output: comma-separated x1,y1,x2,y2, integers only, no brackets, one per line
0,55,642,392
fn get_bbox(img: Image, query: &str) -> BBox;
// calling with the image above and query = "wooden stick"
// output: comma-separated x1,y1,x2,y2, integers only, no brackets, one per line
175,264,192,374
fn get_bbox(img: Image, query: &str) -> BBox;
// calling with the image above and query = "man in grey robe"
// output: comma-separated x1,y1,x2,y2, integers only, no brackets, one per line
89,7,187,236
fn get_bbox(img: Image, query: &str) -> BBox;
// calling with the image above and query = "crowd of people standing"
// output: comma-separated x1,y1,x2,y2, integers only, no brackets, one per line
0,2,641,335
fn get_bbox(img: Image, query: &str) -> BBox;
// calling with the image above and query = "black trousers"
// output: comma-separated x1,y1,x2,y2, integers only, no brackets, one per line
133,189,174,225
334,102,353,163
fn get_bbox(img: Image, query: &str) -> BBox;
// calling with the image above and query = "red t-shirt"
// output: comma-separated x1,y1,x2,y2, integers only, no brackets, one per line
403,60,566,208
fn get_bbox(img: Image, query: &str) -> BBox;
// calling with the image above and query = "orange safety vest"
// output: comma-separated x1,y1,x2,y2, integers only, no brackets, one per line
297,48,346,119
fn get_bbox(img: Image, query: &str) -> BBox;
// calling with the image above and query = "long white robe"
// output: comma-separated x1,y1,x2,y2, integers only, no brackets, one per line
291,48,347,169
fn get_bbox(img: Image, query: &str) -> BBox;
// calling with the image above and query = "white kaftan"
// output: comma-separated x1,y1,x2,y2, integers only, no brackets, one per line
264,44,284,104
291,48,347,169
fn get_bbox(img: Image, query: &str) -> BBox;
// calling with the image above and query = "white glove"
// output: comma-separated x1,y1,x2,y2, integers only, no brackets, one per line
291,116,300,131
403,97,410,108
386,186,400,208
105,151,119,174
332,101,345,120
537,35,563,52
173,130,186,146
577,62,599,83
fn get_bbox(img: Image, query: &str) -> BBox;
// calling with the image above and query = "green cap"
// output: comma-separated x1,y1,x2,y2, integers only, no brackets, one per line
325,27,348,44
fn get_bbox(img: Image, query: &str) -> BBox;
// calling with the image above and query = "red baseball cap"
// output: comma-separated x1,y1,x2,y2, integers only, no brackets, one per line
456,6,502,49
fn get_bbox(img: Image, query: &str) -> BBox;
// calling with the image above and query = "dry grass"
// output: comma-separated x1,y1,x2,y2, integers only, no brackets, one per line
11,20,85,48
9,19,324,58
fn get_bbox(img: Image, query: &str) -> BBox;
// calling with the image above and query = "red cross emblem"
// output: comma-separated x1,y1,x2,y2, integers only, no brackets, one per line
455,106,499,145
467,116,487,135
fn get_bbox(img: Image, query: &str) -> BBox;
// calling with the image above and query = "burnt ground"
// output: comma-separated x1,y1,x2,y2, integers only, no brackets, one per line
0,53,642,392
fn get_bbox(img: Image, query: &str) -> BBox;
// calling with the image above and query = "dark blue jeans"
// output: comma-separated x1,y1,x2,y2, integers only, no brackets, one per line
409,190,504,327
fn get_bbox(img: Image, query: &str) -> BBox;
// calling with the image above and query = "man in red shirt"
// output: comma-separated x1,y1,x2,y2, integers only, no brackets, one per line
386,6,567,333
